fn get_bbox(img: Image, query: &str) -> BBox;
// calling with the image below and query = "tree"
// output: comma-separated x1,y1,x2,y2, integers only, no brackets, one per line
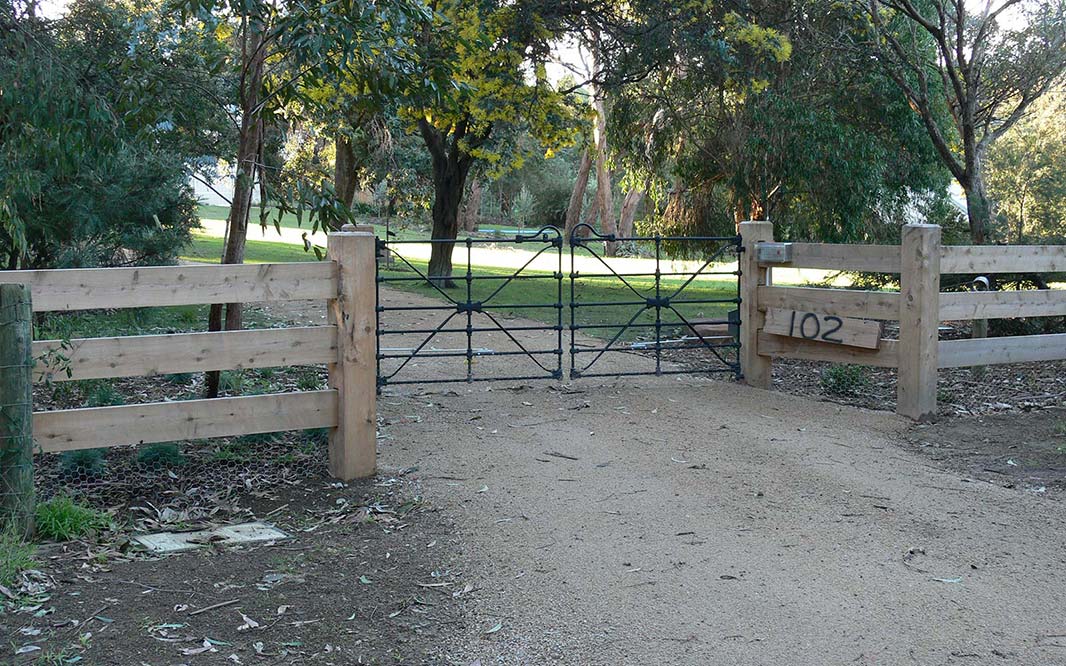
863,0,1066,243
0,0,218,270
608,0,952,243
186,0,426,395
986,89,1066,241
400,0,584,284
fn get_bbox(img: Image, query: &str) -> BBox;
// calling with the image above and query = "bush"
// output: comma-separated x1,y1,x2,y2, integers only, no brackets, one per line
59,449,106,479
137,443,186,468
84,381,125,407
35,497,110,542
820,364,871,396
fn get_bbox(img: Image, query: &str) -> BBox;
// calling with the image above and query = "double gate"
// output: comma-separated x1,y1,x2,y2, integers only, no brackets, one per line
375,225,741,388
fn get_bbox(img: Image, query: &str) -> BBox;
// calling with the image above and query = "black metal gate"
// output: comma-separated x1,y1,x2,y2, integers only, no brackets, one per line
375,226,740,388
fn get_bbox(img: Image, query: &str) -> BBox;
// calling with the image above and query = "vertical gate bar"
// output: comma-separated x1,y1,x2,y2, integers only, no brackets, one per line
375,237,383,390
465,237,473,383
569,233,577,378
654,235,662,375
556,232,563,379
734,236,742,378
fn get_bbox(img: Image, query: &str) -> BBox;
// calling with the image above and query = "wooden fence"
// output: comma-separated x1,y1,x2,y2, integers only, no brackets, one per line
739,222,1066,420
0,228,377,482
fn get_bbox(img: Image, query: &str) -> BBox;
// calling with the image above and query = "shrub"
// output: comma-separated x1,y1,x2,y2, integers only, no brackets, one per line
84,381,125,407
137,443,186,468
218,371,244,394
820,364,871,396
59,449,106,479
35,497,110,541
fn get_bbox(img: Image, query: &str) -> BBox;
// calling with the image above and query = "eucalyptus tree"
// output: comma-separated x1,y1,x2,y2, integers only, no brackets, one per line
862,0,1066,243
608,0,952,243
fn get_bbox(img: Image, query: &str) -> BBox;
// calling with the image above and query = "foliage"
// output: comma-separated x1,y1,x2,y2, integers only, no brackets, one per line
35,497,110,541
137,443,187,468
611,0,952,243
59,449,107,479
0,528,35,587
986,91,1066,242
862,0,1066,243
820,364,871,396
0,0,220,269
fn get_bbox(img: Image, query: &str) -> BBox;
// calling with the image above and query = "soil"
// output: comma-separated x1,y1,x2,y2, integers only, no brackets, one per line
7,286,1066,665
904,406,1066,492
5,479,469,665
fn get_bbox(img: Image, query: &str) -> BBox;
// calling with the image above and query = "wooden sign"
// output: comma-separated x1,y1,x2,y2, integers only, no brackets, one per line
763,308,882,349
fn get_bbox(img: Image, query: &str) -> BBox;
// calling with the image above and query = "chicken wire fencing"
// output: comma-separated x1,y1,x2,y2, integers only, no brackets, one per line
30,367,334,519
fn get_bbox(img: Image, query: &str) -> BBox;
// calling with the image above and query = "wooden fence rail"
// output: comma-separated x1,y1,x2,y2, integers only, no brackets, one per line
1,228,376,482
740,223,1066,420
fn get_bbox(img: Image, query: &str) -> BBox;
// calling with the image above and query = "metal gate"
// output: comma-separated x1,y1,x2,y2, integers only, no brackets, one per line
375,226,741,388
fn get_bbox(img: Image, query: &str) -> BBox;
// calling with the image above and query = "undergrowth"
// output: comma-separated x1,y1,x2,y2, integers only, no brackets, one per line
35,497,111,542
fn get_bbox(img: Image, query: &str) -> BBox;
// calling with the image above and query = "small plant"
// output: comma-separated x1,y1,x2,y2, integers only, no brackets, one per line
84,381,125,407
164,372,194,386
59,448,106,479
137,443,186,468
303,428,330,447
819,364,871,397
218,371,244,394
295,369,322,391
0,528,36,588
35,497,110,541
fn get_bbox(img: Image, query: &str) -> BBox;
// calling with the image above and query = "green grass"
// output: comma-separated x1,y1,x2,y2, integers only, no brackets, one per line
36,304,205,341
379,264,737,340
182,234,319,264
0,528,36,588
185,232,737,340
35,497,111,542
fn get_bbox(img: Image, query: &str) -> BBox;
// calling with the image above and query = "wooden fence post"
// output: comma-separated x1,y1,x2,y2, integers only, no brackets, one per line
0,284,34,537
897,224,941,420
326,230,377,480
739,221,774,389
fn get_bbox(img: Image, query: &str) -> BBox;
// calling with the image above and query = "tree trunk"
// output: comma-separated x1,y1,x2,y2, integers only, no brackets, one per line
589,34,617,256
206,24,266,398
427,169,468,286
963,168,992,245
564,149,593,237
617,189,644,237
460,179,482,233
334,132,358,208
419,118,479,287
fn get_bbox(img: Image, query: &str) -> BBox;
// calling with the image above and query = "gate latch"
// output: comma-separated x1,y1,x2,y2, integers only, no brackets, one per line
756,242,793,264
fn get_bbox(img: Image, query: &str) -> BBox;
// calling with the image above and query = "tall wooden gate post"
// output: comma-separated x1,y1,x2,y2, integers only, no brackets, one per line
897,224,941,420
739,221,774,389
326,229,377,480
0,284,34,537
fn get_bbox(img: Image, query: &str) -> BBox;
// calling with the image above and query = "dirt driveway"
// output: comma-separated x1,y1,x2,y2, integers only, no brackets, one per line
361,289,1066,665
10,286,1064,665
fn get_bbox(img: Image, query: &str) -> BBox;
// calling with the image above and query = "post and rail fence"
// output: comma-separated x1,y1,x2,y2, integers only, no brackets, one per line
1,221,1064,531
0,228,377,534
738,221,1066,420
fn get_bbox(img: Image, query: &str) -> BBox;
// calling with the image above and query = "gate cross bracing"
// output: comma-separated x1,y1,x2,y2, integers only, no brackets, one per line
375,225,742,388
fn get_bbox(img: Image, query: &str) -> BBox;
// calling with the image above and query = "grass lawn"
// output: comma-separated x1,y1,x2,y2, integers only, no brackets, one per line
182,234,319,264
183,233,737,340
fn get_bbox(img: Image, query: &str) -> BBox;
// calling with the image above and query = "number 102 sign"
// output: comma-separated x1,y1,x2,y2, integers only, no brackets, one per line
762,308,883,350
